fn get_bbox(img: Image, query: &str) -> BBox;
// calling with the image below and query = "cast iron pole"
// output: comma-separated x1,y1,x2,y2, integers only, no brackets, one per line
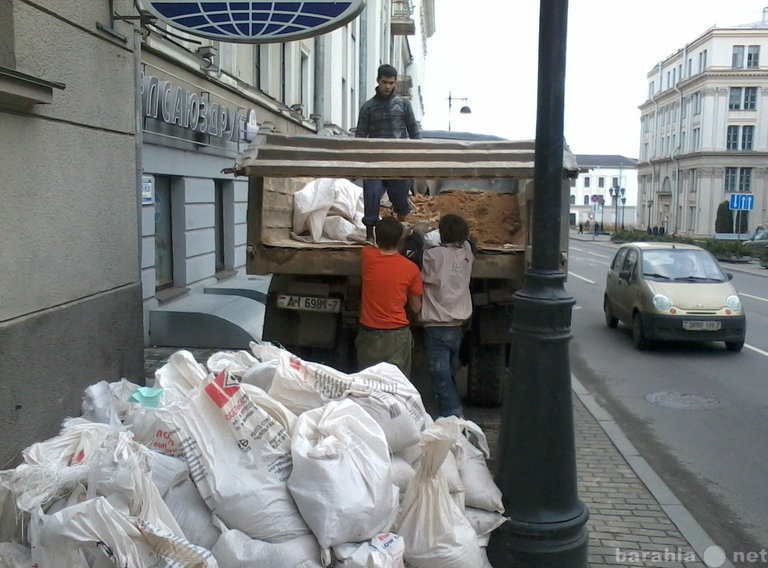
487,0,589,565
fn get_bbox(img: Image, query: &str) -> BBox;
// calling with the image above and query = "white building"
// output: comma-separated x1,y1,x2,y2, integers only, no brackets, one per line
570,155,639,230
638,9,768,236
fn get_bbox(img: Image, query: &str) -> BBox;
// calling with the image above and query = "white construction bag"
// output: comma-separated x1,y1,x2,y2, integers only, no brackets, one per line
455,420,504,514
212,529,323,568
287,400,398,551
396,418,483,568
157,369,309,543
332,533,405,568
250,344,428,453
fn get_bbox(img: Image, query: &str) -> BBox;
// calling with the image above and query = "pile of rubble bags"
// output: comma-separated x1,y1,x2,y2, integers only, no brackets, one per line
0,343,508,568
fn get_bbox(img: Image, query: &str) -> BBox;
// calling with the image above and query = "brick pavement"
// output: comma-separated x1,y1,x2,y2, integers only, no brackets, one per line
144,346,726,568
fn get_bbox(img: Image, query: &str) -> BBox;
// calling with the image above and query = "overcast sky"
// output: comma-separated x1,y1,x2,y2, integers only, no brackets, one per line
420,1,768,158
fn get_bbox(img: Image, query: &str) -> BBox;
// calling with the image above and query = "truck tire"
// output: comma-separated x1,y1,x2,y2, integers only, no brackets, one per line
466,336,507,407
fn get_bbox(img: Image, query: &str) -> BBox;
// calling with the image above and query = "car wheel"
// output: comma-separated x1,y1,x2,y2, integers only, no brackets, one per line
604,297,618,329
632,313,649,350
725,339,744,353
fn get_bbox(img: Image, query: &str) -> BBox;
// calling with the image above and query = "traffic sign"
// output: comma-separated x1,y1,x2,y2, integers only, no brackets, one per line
729,193,754,211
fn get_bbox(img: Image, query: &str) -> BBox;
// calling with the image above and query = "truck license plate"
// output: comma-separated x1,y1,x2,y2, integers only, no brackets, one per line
682,320,721,331
276,294,341,313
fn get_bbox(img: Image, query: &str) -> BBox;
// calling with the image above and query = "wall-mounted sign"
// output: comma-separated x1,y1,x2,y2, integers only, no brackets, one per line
141,73,243,143
142,175,155,204
143,1,366,43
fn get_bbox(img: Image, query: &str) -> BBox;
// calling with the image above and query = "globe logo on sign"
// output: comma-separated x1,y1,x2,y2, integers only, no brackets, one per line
144,1,367,43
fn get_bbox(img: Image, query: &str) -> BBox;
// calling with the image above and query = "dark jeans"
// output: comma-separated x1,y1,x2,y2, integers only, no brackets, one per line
423,325,464,417
362,179,411,227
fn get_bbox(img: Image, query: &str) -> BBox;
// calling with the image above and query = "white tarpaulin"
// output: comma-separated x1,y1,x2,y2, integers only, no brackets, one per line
291,178,367,244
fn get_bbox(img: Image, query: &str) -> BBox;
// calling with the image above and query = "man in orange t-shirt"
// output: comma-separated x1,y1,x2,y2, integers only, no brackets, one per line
356,216,423,377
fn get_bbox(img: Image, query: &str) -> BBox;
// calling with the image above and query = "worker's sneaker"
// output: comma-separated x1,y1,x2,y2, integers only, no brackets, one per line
365,227,376,245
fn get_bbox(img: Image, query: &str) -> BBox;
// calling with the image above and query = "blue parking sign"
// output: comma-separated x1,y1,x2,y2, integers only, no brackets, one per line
729,193,754,211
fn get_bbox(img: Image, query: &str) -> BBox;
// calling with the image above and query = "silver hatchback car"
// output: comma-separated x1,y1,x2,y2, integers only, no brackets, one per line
604,242,746,351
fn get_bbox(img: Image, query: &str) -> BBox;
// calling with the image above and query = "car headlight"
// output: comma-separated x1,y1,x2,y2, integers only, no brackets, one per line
726,295,742,311
652,294,672,310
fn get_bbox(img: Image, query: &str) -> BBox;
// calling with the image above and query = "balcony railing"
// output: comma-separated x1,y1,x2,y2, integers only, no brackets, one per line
391,0,415,35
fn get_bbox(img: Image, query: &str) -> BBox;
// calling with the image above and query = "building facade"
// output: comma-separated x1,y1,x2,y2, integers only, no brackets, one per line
570,155,639,230
0,0,144,467
638,10,768,237
0,0,435,465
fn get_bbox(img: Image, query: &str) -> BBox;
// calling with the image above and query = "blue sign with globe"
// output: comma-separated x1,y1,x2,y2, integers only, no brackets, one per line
144,1,366,43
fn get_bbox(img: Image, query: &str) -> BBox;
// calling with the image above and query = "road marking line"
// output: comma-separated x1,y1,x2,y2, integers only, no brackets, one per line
571,246,584,251
740,292,768,303
745,343,768,357
587,251,610,258
568,272,597,284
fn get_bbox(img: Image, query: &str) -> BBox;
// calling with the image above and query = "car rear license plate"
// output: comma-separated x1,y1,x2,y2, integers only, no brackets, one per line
276,294,341,313
682,320,721,331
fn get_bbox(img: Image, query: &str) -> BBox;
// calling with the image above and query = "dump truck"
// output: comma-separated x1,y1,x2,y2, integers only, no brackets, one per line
231,129,577,406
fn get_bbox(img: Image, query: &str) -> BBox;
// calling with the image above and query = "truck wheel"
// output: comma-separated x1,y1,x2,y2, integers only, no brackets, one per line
466,339,507,407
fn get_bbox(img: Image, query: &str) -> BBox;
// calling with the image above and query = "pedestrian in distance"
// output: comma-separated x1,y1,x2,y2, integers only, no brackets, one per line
578,222,583,234
356,216,423,378
419,214,475,418
355,64,421,243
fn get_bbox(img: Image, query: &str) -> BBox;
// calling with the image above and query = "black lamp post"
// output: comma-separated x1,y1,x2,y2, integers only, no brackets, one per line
621,196,627,229
447,91,471,131
610,185,624,231
486,0,589,566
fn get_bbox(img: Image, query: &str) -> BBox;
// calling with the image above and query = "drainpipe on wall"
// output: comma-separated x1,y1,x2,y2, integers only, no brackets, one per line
313,36,325,131
133,18,144,296
649,66,661,229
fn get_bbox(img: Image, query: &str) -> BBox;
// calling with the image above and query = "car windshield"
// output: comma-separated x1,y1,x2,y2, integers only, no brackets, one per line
641,249,726,282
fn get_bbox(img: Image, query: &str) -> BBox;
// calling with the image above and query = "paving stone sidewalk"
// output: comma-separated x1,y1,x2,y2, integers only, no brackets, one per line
145,347,722,568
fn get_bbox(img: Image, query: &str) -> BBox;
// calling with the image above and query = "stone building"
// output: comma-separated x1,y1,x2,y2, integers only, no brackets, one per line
638,9,768,236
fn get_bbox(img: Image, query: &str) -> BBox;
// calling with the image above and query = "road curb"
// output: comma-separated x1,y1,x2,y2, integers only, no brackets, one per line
571,375,735,568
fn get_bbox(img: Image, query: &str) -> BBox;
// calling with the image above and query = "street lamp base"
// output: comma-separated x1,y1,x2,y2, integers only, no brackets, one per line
487,513,589,567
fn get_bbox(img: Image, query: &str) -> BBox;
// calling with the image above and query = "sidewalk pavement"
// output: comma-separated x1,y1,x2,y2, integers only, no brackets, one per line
144,346,729,568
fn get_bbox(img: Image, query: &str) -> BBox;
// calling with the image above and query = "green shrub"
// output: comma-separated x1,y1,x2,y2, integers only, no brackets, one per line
699,239,751,259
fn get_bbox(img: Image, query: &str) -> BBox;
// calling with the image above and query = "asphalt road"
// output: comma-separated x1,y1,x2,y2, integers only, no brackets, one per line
566,237,768,553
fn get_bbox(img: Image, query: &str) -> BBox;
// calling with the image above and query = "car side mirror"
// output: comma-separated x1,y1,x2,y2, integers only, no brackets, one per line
725,271,733,281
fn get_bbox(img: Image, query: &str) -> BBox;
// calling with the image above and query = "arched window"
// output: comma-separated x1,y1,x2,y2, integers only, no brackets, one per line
583,195,590,205
570,194,576,205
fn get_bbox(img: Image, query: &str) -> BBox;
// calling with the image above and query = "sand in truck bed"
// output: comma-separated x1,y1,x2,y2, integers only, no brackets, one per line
391,192,525,250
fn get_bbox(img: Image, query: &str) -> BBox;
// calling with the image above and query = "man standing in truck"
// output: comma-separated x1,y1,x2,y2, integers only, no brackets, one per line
356,216,423,378
355,64,421,243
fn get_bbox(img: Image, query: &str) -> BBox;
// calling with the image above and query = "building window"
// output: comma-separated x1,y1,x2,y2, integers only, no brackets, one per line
732,45,745,69
747,45,760,68
725,167,752,192
742,126,754,150
154,176,174,290
740,168,752,192
680,131,686,152
569,194,576,205
698,49,707,73
584,177,590,188
730,87,758,110
692,128,701,150
598,177,605,188
583,195,590,205
744,87,757,110
727,126,738,150
692,92,702,115
612,177,619,188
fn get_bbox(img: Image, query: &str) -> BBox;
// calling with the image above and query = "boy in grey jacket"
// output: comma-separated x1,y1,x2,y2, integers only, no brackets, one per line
419,214,474,417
